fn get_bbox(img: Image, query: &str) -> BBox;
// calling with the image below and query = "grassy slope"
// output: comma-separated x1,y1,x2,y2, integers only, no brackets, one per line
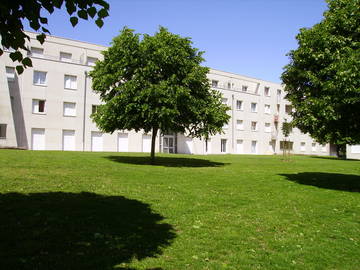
0,150,359,270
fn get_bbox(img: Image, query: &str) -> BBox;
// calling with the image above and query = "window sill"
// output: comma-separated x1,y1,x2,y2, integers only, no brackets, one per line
63,115,77,117
33,83,47,87
64,87,77,91
32,112,46,115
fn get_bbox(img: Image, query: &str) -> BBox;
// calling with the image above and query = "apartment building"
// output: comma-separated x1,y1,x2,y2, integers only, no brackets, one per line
1,32,359,158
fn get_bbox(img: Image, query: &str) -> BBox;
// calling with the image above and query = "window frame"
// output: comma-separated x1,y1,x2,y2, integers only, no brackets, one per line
63,102,77,117
64,74,77,90
60,52,72,62
220,139,227,153
236,120,244,130
0,124,7,139
236,100,243,111
251,121,258,132
251,102,258,113
33,70,47,86
32,99,46,114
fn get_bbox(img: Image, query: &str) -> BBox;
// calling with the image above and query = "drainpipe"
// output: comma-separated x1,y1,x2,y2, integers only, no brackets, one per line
82,71,88,151
232,94,235,153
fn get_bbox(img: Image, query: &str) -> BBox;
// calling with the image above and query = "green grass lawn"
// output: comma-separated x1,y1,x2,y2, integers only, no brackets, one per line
0,150,359,270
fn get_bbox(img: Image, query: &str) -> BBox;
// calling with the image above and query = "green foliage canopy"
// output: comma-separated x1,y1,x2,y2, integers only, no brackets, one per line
281,0,360,145
90,27,230,158
0,0,109,74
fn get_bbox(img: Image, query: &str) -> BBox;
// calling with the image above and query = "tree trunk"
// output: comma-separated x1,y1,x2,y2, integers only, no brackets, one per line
150,127,158,165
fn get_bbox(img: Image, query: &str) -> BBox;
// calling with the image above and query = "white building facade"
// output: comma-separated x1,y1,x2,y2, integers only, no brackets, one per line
1,32,359,158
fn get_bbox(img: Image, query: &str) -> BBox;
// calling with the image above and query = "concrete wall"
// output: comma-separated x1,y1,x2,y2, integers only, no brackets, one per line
0,31,339,157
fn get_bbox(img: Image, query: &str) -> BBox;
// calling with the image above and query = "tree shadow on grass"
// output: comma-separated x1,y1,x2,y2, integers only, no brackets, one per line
0,192,175,270
280,172,360,192
309,156,359,162
105,155,228,167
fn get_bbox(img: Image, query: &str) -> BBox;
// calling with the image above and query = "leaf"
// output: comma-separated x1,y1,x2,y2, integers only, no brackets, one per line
98,8,109,18
52,0,64,9
9,51,23,62
39,17,48,24
78,10,88,20
36,34,46,44
95,18,104,28
22,57,33,68
16,65,24,75
29,20,40,31
88,7,97,18
41,27,50,34
65,1,76,15
70,17,78,27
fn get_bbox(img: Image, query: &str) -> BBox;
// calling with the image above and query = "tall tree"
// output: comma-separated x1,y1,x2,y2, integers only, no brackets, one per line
281,0,360,150
0,0,109,74
90,27,230,164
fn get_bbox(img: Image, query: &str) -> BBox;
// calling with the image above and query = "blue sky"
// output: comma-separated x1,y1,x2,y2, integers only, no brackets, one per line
25,0,328,83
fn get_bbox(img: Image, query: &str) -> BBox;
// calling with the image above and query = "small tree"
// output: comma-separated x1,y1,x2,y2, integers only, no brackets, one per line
281,119,293,161
90,27,230,164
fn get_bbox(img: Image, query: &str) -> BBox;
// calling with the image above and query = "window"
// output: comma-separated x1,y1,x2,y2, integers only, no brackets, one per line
351,145,360,154
280,141,294,150
236,100,243,110
30,47,44,57
60,52,72,62
227,82,232,89
63,102,76,116
251,121,258,131
264,87,270,96
312,143,316,152
222,98,228,105
87,57,97,66
277,104,280,113
92,105,99,114
64,75,77,89
251,141,257,154
242,85,248,92
321,144,327,152
277,89,282,103
6,67,15,81
285,105,292,114
221,139,227,153
211,80,218,88
0,124,7,139
301,142,306,151
33,71,47,85
205,139,211,153
265,123,271,133
264,104,271,114
236,120,244,130
251,102,257,113
32,99,46,113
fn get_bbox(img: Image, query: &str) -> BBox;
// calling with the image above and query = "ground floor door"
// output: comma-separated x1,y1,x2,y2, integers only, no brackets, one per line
269,140,276,154
118,133,128,152
31,128,45,150
162,134,176,153
62,130,75,151
142,134,151,152
184,137,193,154
236,140,244,154
91,132,103,152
